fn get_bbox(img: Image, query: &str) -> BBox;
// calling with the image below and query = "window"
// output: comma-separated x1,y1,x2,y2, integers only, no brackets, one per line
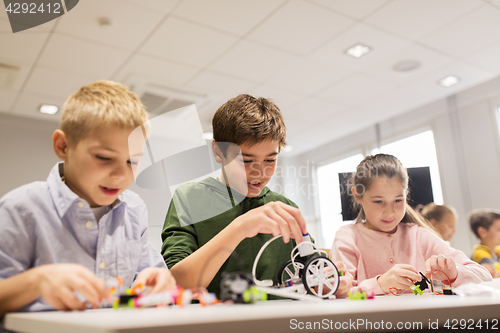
316,153,364,248
372,130,443,205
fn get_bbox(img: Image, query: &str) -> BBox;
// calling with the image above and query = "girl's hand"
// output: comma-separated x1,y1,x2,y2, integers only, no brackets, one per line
377,264,421,294
425,255,458,284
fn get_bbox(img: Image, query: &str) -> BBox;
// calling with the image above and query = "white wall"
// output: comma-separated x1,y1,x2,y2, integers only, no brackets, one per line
279,75,500,254
0,114,59,197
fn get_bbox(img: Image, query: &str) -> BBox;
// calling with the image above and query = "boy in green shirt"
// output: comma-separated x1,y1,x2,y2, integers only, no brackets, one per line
161,94,351,298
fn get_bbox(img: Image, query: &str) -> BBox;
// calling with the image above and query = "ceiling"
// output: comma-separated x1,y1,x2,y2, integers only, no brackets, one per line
1,0,500,156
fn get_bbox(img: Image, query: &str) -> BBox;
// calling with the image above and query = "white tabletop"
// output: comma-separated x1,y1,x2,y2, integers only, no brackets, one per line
4,293,500,333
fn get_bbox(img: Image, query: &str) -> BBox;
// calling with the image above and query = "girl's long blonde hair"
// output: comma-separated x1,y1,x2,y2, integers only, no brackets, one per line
352,154,437,233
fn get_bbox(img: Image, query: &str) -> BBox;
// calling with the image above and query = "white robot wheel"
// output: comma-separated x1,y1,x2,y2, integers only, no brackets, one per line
302,257,340,298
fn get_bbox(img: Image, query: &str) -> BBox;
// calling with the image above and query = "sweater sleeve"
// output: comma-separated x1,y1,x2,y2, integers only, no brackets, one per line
419,228,492,285
160,190,198,269
330,226,384,295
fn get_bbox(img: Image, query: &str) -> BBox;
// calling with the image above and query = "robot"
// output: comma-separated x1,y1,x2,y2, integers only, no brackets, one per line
252,233,345,300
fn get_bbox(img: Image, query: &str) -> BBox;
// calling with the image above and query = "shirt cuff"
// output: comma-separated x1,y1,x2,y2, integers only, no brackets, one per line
353,275,385,295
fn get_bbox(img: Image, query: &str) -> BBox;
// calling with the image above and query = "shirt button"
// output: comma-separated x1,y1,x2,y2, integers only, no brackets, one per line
99,261,106,269
85,221,93,228
77,201,84,208
390,258,394,264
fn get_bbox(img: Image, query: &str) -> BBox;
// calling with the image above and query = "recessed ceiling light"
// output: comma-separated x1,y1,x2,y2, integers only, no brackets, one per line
345,43,371,58
282,145,294,153
438,75,460,87
393,60,421,72
202,131,213,141
39,104,58,115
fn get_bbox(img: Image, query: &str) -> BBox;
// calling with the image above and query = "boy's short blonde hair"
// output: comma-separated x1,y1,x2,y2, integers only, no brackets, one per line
60,80,148,146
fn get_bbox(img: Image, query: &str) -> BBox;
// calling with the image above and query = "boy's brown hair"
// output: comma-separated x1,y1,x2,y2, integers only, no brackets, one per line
60,80,148,146
212,94,286,155
469,209,500,238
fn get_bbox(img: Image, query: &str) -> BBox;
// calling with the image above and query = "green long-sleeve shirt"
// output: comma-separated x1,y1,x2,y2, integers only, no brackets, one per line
161,177,299,297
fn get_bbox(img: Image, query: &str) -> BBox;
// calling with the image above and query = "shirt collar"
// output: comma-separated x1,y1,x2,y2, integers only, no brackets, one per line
47,162,123,217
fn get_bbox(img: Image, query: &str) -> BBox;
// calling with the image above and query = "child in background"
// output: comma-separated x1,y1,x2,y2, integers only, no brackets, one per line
469,209,500,278
419,203,458,241
0,81,175,317
161,94,352,298
331,154,490,295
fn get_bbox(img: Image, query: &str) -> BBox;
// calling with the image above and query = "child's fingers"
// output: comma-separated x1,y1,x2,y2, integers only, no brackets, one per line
425,255,438,272
444,256,456,270
277,202,308,235
266,210,291,243
436,255,447,270
70,279,100,305
274,204,303,243
76,268,108,298
44,293,70,311
58,287,86,310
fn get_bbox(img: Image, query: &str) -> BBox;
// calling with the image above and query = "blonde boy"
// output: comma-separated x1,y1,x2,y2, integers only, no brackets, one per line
0,81,175,317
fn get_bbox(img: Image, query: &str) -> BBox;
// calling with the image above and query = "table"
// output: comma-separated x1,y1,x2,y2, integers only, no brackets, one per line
3,293,500,333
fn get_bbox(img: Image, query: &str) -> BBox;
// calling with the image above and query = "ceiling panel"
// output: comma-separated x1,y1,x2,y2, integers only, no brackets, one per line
289,107,372,153
286,96,348,122
466,41,500,72
309,23,411,73
247,84,306,109
24,67,98,99
268,58,351,95
115,54,198,87
308,0,390,20
419,5,500,58
0,91,17,113
10,92,63,122
186,70,257,94
173,0,286,36
361,43,454,86
0,19,49,63
318,74,397,105
209,40,300,82
140,17,238,68
55,0,165,51
248,0,355,55
38,33,130,78
366,0,483,40
123,0,179,14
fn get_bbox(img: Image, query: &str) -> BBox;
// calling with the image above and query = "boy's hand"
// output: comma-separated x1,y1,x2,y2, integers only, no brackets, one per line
377,264,421,294
233,201,307,243
36,264,108,310
134,267,176,294
481,263,499,278
334,261,353,298
425,255,458,284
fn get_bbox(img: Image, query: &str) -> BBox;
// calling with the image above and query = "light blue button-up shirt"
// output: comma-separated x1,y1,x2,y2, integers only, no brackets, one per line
0,163,166,312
